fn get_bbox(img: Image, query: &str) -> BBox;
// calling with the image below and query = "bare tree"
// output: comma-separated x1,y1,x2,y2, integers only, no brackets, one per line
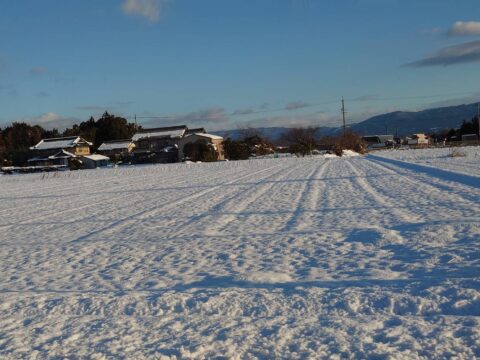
280,127,319,156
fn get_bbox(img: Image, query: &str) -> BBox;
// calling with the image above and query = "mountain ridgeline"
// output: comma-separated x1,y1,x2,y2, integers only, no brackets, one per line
215,103,479,140
348,103,479,137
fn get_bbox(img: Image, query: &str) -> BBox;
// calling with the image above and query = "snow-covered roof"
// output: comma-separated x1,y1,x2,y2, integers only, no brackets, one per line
82,154,110,161
30,136,92,151
193,133,223,140
97,140,134,151
186,127,206,135
49,150,76,159
132,126,187,141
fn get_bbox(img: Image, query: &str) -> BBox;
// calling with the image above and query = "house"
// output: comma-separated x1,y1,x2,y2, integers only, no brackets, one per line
30,136,92,157
28,136,92,167
361,135,394,149
178,133,225,161
97,140,136,161
80,154,110,169
461,134,479,142
132,125,188,163
27,149,77,167
407,134,429,146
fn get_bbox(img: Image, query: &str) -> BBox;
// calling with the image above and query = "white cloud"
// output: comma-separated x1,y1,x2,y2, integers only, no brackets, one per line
37,112,63,124
121,0,166,22
10,112,80,130
448,21,480,36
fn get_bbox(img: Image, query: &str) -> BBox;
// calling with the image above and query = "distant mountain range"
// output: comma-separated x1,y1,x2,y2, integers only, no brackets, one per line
214,103,479,140
348,103,479,136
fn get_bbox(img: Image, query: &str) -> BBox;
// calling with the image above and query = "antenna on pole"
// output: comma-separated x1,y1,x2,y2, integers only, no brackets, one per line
341,97,347,137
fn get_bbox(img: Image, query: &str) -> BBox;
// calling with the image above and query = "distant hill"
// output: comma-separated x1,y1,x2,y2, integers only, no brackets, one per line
349,103,479,136
214,103,479,140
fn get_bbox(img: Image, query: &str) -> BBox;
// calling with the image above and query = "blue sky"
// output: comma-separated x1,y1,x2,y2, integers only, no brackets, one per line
1,0,480,131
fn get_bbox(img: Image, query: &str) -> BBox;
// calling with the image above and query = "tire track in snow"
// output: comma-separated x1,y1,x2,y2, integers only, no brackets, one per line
366,156,480,205
68,162,289,243
345,160,422,224
0,162,267,228
281,160,330,232
128,160,303,239
198,160,311,236
0,163,250,220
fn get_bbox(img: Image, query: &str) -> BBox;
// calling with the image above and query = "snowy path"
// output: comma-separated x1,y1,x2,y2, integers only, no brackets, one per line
0,155,479,358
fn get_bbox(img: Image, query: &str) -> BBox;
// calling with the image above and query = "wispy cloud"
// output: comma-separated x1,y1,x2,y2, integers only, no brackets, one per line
406,40,480,67
448,21,480,37
352,95,378,102
241,111,338,129
13,112,80,130
76,105,109,111
232,108,255,116
285,101,310,111
30,66,48,76
423,91,480,109
76,102,134,112
175,108,229,125
142,107,230,128
121,0,167,22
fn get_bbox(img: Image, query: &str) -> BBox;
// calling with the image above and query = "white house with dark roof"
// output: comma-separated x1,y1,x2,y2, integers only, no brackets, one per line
30,136,92,156
28,136,92,167
97,140,136,161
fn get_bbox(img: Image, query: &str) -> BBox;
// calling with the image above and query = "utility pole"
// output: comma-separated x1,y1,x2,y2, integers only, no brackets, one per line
134,114,138,130
341,97,346,137
477,103,480,137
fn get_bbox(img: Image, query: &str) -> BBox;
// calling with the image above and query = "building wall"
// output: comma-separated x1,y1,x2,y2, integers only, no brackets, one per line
178,135,224,161
73,145,91,156
212,139,225,160
82,158,109,169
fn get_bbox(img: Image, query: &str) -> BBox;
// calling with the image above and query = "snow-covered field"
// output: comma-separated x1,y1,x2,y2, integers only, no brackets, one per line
1,148,479,359
375,146,480,177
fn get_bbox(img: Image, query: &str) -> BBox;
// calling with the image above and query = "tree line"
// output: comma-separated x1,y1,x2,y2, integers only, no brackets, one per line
223,127,366,160
444,116,480,140
0,112,137,166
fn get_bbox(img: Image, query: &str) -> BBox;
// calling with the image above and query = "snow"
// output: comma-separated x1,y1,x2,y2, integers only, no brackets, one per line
82,154,110,161
97,141,133,151
1,148,479,358
30,136,92,151
132,128,186,141
193,133,223,140
342,149,361,157
371,146,480,177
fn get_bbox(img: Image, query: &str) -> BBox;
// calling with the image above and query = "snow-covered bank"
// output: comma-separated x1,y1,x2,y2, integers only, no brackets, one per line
0,154,479,358
373,146,480,176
